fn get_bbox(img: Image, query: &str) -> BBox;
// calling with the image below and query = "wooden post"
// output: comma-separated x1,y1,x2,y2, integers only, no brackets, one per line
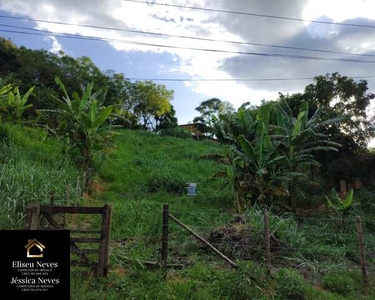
63,185,71,226
356,216,367,285
82,172,87,192
103,204,112,277
97,204,112,277
30,203,41,230
67,185,71,206
168,213,237,268
50,191,55,206
264,210,271,267
161,204,169,268
24,205,33,230
76,177,80,197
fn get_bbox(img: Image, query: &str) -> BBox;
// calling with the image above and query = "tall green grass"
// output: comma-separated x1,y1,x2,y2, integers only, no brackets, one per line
0,124,80,229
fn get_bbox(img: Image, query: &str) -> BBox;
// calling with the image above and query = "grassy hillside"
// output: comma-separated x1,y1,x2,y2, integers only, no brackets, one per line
0,126,373,299
70,130,374,300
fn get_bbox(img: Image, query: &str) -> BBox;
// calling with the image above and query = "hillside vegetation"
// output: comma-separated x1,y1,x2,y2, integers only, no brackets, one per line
0,125,373,299
68,130,374,300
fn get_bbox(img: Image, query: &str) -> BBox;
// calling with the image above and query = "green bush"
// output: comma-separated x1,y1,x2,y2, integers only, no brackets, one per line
321,271,357,296
216,262,267,300
274,269,308,300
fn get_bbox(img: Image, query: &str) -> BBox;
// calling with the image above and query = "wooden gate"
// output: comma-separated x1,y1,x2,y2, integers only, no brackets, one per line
24,203,112,277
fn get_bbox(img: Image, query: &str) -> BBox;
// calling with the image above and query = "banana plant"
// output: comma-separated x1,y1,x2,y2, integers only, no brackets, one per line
236,105,289,205
274,101,342,208
326,188,354,230
0,85,34,122
42,77,113,185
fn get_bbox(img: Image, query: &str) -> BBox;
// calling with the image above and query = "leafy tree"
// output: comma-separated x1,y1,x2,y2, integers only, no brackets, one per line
193,98,223,137
133,81,173,129
156,104,178,131
0,39,180,131
280,72,375,150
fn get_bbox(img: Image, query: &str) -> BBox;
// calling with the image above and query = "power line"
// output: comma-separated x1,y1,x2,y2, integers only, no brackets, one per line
2,28,375,64
126,76,375,82
1,27,374,82
0,15,373,58
123,0,375,30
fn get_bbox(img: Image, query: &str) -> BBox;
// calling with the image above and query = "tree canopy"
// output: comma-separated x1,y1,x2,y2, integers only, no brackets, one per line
0,37,176,129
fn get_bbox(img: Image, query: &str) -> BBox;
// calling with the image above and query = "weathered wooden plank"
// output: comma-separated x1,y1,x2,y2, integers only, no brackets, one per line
30,203,41,230
70,261,96,268
97,204,112,277
24,205,34,230
103,204,112,276
356,216,368,285
25,203,112,278
161,204,169,267
70,230,101,234
71,248,99,254
70,237,101,243
42,212,90,265
42,212,60,228
40,206,104,214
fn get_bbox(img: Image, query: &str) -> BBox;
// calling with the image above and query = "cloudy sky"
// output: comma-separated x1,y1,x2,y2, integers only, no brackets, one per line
1,0,375,128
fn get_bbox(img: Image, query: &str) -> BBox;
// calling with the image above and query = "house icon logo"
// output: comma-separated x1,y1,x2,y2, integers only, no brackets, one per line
25,239,45,258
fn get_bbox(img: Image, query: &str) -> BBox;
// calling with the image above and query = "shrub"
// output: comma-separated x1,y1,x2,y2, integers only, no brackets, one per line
274,268,308,300
321,271,356,296
217,262,267,300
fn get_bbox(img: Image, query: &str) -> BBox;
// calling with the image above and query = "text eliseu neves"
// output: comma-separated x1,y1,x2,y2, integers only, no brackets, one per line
10,261,60,285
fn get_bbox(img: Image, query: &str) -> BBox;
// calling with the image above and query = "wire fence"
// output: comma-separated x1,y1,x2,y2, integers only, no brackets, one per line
161,205,374,282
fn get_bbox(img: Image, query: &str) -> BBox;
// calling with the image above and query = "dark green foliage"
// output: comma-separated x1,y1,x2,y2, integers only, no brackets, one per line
321,271,357,296
0,38,175,129
155,104,178,130
192,98,234,137
216,263,267,300
328,153,375,188
204,101,340,211
281,72,375,150
274,269,308,300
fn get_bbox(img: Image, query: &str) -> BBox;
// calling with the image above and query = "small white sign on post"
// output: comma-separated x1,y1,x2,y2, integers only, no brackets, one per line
186,183,197,196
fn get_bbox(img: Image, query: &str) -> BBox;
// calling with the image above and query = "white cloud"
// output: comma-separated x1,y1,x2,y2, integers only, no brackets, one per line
45,36,63,54
1,0,375,116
